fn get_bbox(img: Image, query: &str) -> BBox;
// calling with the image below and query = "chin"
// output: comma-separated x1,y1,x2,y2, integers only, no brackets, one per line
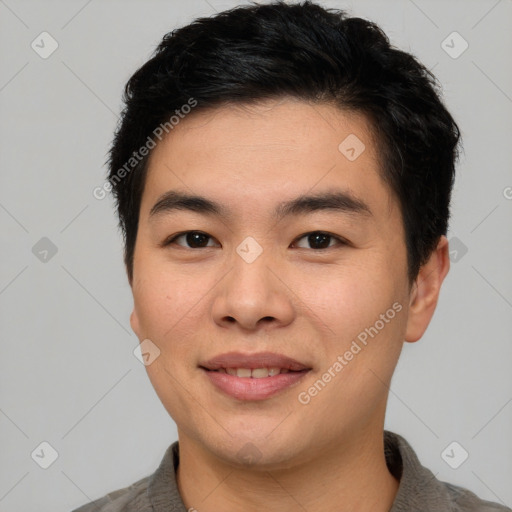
198,429,310,471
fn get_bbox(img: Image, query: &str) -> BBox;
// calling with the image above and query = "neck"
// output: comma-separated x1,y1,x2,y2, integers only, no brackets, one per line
176,427,399,512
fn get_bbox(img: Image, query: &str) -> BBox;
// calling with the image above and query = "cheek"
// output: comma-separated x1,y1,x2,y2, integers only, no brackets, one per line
134,271,208,415
293,262,396,339
132,269,209,345
294,261,407,391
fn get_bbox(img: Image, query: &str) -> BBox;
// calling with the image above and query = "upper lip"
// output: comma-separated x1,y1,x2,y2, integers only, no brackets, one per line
200,351,311,371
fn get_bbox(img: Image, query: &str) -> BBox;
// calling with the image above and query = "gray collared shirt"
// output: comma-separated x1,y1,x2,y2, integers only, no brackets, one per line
72,431,510,511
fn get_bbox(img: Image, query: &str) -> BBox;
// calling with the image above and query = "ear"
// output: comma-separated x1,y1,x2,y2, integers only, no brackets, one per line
405,235,450,343
130,308,142,340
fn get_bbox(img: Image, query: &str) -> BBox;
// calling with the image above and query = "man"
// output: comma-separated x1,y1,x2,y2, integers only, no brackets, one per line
76,1,510,511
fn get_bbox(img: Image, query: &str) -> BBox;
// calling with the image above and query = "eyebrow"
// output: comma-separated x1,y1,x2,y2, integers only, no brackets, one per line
149,191,227,219
274,191,372,220
148,190,372,221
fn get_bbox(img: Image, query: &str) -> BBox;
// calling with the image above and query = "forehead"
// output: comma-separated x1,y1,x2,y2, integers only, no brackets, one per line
142,99,396,222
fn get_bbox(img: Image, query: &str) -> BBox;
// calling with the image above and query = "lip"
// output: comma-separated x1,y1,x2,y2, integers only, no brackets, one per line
200,351,310,371
202,368,310,400
200,351,312,401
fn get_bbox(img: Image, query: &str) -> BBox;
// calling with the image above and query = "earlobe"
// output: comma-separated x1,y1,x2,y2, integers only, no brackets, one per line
404,235,450,343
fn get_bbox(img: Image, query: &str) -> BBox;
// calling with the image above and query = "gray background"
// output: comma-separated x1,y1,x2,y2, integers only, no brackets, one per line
1,0,511,510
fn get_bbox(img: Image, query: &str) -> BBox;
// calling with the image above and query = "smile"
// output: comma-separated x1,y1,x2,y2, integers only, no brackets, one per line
210,367,293,378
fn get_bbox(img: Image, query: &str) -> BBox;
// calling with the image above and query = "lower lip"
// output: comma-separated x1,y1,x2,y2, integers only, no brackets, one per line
202,369,310,401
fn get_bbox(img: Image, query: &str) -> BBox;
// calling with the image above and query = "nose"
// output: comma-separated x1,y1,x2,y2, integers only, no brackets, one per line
211,253,295,332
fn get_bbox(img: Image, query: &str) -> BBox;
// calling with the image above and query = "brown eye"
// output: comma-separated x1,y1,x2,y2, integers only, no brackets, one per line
165,231,219,248
185,232,210,248
293,231,345,249
307,232,331,249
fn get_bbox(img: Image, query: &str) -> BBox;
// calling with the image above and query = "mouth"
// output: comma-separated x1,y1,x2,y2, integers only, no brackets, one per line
203,367,303,378
200,351,311,372
199,352,312,400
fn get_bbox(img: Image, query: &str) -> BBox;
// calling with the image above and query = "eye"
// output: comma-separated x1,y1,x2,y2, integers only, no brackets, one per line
163,231,220,249
292,231,347,250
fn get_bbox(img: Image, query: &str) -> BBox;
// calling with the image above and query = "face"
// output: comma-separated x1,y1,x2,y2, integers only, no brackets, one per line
130,99,417,468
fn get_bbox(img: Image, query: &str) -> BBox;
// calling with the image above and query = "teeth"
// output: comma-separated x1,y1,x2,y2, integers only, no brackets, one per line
219,367,289,378
251,368,269,379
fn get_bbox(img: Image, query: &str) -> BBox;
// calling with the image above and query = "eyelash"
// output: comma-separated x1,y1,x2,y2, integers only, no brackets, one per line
162,231,349,250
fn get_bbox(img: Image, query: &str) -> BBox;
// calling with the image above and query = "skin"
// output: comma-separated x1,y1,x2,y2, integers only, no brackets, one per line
129,98,450,512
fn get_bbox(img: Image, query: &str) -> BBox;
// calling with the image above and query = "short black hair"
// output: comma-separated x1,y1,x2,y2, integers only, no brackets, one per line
107,0,461,286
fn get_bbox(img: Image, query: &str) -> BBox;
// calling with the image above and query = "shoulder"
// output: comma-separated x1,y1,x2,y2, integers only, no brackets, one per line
443,480,512,512
385,431,511,512
71,475,152,512
70,441,183,512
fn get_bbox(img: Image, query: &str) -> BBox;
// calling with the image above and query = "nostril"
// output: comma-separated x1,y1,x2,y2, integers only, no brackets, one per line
221,315,277,326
